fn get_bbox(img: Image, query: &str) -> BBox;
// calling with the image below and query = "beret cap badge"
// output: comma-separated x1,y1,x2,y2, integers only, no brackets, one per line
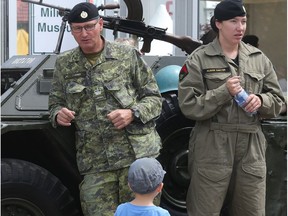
68,2,99,24
80,11,88,19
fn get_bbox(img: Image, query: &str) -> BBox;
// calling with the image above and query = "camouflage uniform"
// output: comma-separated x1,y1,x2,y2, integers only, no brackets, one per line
178,39,286,216
49,39,162,215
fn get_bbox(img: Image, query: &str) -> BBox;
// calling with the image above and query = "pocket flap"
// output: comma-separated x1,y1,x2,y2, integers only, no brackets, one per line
66,82,86,94
242,163,266,178
203,72,231,81
104,81,120,91
244,71,264,81
104,79,134,108
198,165,232,182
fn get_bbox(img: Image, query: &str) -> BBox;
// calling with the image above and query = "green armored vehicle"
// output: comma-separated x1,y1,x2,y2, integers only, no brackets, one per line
1,0,286,216
1,54,287,216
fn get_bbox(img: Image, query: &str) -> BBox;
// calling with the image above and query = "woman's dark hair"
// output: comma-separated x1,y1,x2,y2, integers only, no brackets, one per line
210,16,219,33
200,29,217,45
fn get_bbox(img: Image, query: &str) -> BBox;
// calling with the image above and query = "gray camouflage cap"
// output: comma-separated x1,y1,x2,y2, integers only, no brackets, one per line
128,157,166,194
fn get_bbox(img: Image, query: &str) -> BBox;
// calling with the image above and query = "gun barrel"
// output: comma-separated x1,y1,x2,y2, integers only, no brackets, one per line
102,16,202,54
97,3,120,11
162,33,202,54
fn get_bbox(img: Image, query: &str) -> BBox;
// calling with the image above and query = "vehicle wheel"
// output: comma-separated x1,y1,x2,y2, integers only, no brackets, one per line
156,93,195,214
1,159,81,216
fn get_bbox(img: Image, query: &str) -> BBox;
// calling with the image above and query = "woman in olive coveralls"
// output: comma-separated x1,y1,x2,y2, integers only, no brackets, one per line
178,0,286,215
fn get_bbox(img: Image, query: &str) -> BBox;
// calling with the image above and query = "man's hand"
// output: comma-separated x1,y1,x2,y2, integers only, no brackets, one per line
226,76,242,96
107,109,133,129
56,107,75,126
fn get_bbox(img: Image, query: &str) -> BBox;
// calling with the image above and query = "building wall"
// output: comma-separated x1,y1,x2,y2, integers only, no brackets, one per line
246,1,287,81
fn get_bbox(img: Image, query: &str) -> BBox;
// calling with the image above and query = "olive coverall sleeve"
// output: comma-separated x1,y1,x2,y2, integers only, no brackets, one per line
256,56,286,118
178,54,233,121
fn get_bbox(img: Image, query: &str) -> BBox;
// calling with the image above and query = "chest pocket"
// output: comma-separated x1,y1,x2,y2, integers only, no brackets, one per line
203,72,231,90
243,71,264,94
104,77,134,108
65,82,87,112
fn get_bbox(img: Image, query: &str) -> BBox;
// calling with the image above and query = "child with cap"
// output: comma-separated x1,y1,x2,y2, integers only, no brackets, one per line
114,157,170,216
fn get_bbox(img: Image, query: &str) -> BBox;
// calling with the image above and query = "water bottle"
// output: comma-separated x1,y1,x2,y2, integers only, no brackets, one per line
234,88,256,116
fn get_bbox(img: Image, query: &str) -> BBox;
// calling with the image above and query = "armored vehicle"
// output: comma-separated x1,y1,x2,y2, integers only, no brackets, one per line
1,0,287,215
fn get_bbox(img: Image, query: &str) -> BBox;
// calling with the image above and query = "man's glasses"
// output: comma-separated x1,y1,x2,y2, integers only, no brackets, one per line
70,21,98,33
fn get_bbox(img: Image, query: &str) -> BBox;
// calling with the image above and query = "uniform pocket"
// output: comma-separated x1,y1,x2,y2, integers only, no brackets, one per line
242,163,266,178
193,164,232,212
104,78,134,108
243,71,264,93
125,121,154,135
198,165,232,182
125,121,161,159
65,82,87,112
203,72,231,90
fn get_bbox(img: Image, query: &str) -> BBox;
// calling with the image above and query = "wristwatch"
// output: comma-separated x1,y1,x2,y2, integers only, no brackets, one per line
131,108,140,121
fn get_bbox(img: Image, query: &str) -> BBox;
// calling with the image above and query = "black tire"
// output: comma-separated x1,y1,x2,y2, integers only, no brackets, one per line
156,93,195,139
1,159,81,216
156,93,195,214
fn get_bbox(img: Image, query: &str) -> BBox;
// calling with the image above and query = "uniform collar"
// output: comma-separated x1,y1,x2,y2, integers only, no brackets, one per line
204,38,223,56
68,36,118,68
239,41,262,57
204,38,261,58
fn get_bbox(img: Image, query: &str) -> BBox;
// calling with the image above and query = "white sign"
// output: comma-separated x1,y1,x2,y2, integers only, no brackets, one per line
30,0,85,54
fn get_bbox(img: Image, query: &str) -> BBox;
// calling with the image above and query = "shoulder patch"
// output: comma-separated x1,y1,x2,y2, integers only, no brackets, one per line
179,64,188,81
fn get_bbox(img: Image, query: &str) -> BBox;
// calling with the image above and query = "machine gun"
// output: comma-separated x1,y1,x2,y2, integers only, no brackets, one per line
101,17,202,54
22,0,202,54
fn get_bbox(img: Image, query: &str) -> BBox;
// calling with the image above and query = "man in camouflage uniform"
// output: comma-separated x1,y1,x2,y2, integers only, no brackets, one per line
48,3,162,215
178,0,286,215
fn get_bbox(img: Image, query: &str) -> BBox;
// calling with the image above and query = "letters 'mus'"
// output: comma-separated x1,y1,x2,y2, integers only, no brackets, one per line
37,23,71,32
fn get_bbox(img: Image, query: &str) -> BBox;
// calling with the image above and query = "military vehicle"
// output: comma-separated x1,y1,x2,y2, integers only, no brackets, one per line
1,0,286,216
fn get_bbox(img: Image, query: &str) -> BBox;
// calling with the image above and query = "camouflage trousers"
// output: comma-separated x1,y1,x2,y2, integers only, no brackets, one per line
79,167,133,216
79,167,161,216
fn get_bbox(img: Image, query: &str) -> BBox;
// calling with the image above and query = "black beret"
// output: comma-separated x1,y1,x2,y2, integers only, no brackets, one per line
68,2,99,24
214,0,246,21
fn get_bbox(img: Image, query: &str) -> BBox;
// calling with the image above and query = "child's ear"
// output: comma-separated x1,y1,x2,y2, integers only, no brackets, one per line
128,182,132,191
156,183,164,193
